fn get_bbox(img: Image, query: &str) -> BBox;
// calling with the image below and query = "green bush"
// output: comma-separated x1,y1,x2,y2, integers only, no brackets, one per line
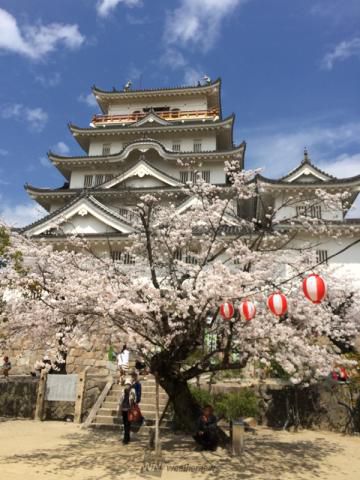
190,386,259,421
215,389,259,421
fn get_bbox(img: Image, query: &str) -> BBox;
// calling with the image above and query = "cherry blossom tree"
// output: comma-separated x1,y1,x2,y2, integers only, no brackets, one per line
1,162,359,429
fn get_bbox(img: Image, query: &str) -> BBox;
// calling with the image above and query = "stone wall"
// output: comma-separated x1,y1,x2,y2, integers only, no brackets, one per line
1,322,126,376
209,379,360,433
0,377,38,418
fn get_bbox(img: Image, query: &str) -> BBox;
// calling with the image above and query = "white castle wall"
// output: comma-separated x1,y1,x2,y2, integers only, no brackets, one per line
87,133,217,156
108,96,208,115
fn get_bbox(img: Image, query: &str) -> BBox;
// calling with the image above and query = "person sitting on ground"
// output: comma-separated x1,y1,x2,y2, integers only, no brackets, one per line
117,344,130,385
119,377,136,445
2,356,11,378
193,404,219,451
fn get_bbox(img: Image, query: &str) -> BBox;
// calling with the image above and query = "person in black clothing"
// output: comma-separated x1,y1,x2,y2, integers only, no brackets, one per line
119,378,136,444
131,371,142,404
193,405,219,451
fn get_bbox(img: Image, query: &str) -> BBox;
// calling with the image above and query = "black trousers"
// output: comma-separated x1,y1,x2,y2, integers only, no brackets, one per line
122,410,130,443
194,430,218,450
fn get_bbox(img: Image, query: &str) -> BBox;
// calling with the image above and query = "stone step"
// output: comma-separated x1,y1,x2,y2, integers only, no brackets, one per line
102,401,168,411
90,423,171,433
97,409,171,420
106,393,168,403
94,415,172,426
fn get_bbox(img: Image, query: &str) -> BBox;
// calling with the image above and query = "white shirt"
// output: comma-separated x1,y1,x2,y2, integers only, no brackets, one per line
117,349,129,367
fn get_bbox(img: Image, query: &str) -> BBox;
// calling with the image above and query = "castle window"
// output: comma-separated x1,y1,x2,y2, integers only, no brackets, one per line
296,205,322,219
111,251,136,265
171,108,180,119
102,143,111,155
193,140,202,152
316,249,328,264
84,175,93,188
201,171,210,182
94,174,104,186
172,143,181,152
119,208,135,222
174,248,198,265
104,174,114,183
180,171,189,183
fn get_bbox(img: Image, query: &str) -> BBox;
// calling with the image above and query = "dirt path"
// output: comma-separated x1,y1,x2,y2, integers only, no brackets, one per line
0,419,359,479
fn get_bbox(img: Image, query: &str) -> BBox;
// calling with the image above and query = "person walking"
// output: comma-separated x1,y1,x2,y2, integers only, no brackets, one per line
117,344,129,385
2,356,11,378
119,377,136,445
131,371,142,404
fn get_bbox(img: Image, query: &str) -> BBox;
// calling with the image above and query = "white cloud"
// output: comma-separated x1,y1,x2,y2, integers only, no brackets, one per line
164,0,248,51
319,153,360,178
1,104,48,132
39,156,51,168
0,8,85,60
0,202,46,227
54,141,70,155
322,37,360,70
96,0,142,18
243,121,360,178
78,93,98,107
183,67,204,85
35,72,61,87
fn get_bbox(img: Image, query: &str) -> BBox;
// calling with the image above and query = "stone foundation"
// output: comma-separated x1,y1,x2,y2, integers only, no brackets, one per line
0,377,38,418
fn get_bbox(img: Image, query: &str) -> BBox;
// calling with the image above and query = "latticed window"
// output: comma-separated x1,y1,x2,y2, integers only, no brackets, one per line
193,140,202,152
174,248,197,264
201,171,210,182
111,251,136,265
102,143,111,155
172,143,181,152
94,174,104,186
104,174,114,183
119,208,135,222
111,251,122,262
316,249,328,264
296,205,322,219
180,171,209,183
84,175,93,188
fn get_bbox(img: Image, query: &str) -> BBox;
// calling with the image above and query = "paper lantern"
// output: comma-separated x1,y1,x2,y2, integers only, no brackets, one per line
302,274,327,304
219,302,234,320
239,300,256,321
267,292,288,316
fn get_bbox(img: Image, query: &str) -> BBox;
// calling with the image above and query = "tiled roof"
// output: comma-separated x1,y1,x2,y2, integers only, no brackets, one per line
92,78,221,95
21,193,133,233
49,138,245,162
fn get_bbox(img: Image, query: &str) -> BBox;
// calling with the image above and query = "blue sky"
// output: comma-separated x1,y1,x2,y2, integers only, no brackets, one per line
0,0,359,225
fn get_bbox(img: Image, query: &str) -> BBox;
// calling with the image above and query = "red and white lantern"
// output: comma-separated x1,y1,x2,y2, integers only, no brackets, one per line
219,302,234,320
239,300,256,321
267,292,288,316
302,274,327,304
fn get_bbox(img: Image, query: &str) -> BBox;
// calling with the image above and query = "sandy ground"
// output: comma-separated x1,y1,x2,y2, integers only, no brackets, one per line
0,419,360,480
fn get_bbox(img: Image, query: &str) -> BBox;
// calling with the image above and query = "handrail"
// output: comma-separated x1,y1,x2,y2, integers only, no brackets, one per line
92,108,219,125
81,378,114,428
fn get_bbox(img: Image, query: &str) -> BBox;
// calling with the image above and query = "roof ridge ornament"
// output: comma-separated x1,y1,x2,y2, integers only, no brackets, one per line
302,147,310,164
123,80,132,92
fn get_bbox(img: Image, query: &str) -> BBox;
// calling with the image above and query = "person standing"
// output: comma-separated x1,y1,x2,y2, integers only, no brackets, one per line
131,371,142,404
2,356,11,378
119,378,136,444
117,344,129,385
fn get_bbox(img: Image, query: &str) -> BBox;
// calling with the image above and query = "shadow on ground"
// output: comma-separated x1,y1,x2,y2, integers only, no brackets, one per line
0,427,342,479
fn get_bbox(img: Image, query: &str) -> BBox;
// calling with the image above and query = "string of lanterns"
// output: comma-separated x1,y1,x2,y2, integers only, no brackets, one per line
219,273,327,321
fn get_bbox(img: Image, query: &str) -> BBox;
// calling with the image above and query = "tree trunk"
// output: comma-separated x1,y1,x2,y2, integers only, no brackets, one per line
158,373,200,432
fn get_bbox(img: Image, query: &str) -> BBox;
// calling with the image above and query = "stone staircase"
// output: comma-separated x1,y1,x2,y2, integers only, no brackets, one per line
90,376,171,432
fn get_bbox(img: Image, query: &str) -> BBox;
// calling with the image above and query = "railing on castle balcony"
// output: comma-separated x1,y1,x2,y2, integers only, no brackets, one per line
91,108,220,126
